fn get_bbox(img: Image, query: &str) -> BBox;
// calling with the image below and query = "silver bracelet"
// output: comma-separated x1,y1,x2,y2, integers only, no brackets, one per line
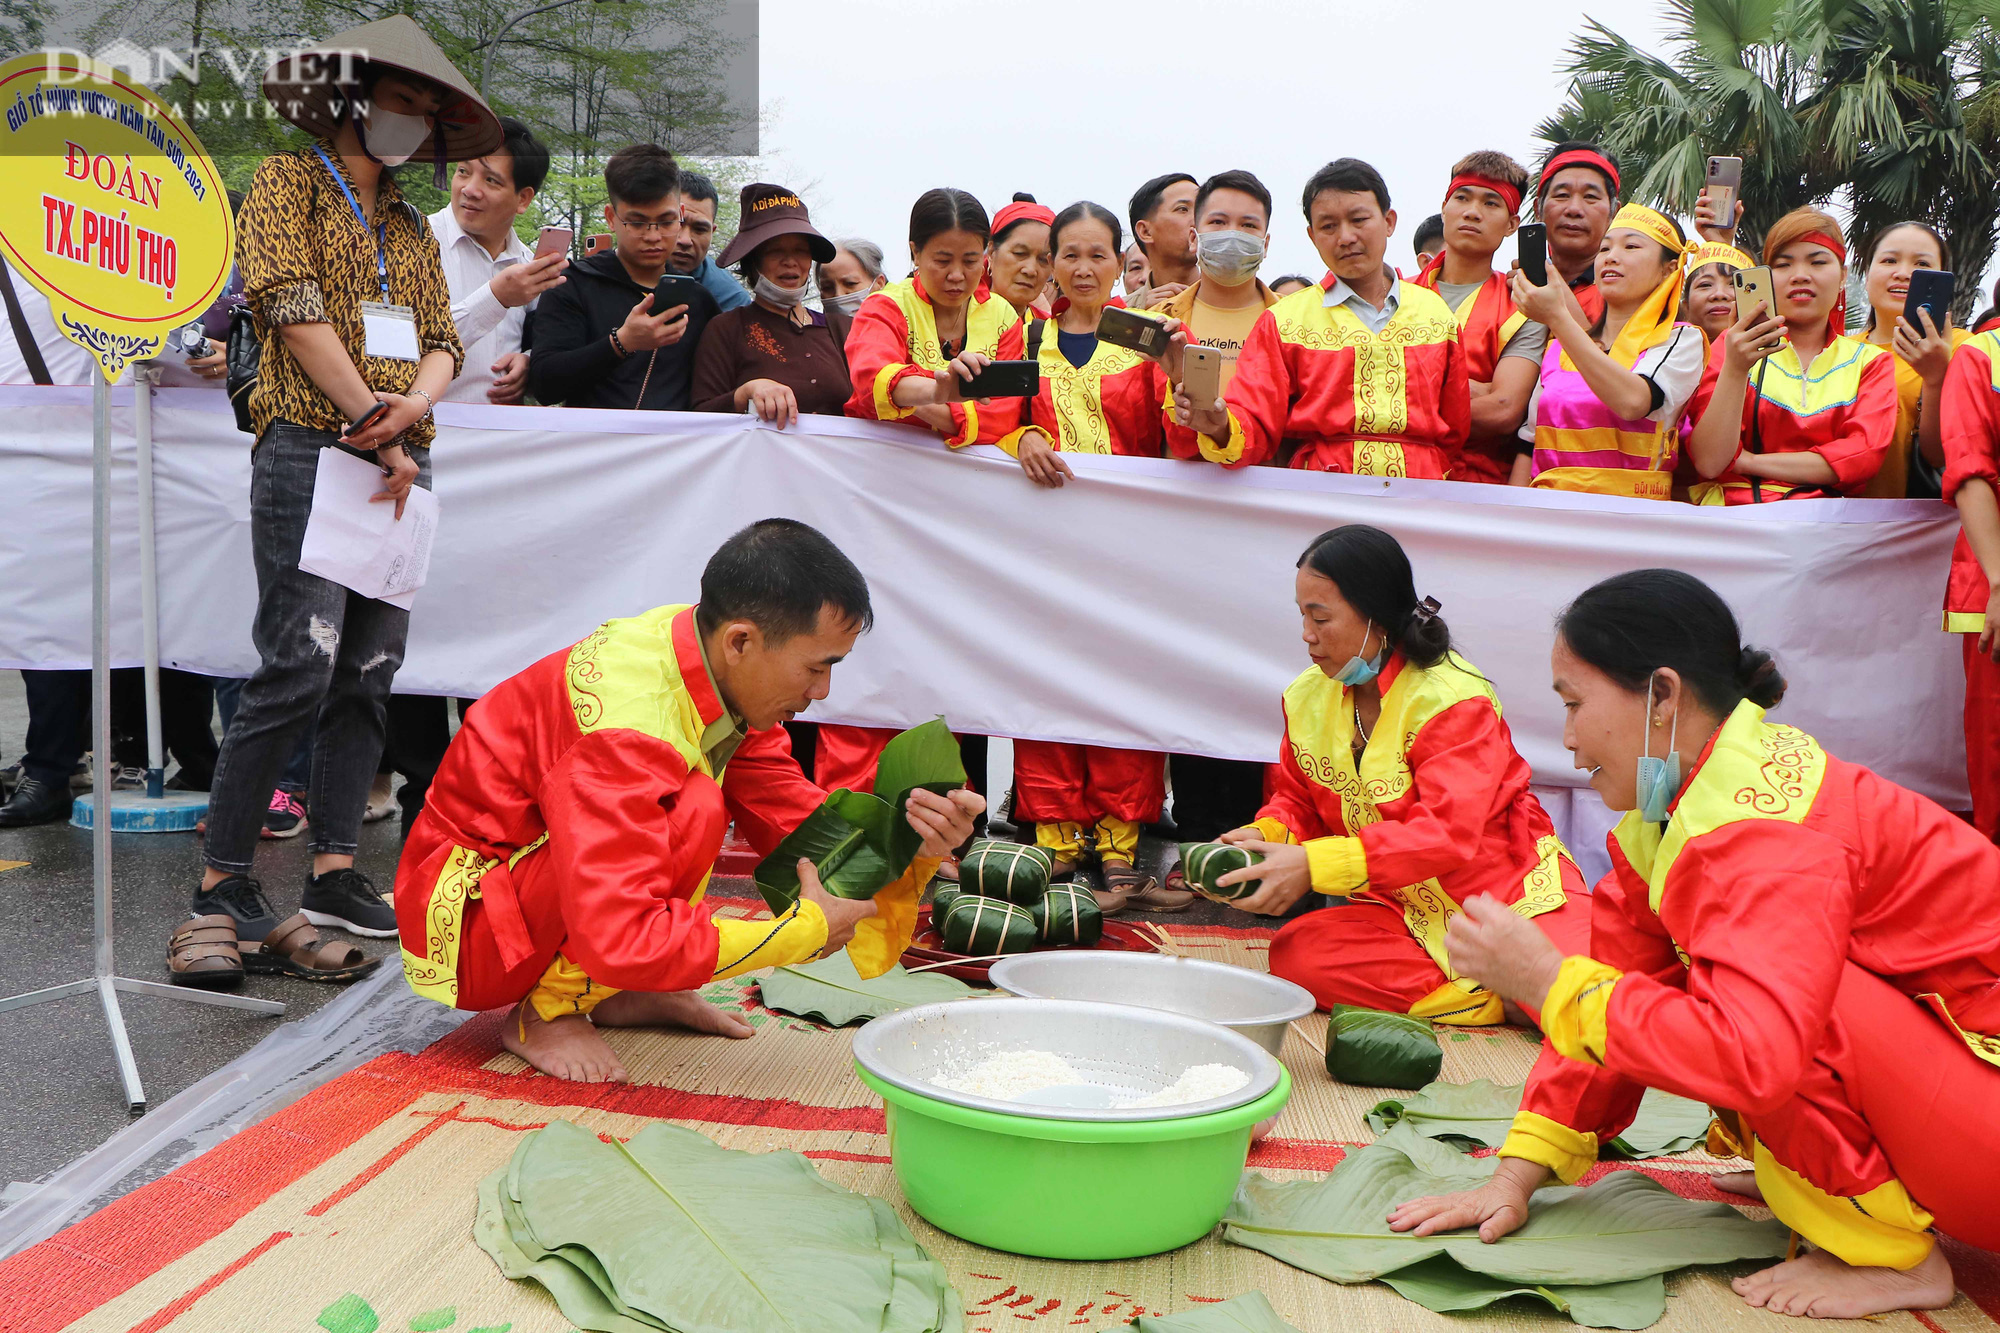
410,387,435,418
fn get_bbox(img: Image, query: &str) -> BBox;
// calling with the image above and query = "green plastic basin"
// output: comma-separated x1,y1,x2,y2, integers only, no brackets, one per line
854,1063,1292,1260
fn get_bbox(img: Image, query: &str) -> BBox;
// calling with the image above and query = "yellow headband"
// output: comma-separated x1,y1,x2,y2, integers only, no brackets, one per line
1687,241,1754,274
1609,204,1693,259
1603,204,1694,369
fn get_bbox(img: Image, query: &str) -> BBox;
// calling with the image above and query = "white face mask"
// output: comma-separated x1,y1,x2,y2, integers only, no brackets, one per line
828,289,870,315
1196,229,1266,284
358,106,434,167
755,272,811,308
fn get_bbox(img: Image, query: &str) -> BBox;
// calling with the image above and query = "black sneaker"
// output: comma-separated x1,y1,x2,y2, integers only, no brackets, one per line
301,866,397,938
192,873,282,944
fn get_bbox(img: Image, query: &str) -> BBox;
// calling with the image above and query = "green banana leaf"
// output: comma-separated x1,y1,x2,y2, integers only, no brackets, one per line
1222,1122,1789,1330
754,718,966,914
756,950,972,1027
476,1119,960,1333
1325,1005,1443,1090
1366,1079,1715,1159
1127,1292,1301,1331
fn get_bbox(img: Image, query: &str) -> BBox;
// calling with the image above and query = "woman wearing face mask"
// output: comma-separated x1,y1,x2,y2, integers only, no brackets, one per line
1196,525,1591,1025
1506,205,1708,498
1684,208,1897,502
988,193,1055,325
817,238,889,317
998,202,1183,913
1859,222,1968,499
692,183,851,426
1393,569,2000,1322
1682,242,1753,346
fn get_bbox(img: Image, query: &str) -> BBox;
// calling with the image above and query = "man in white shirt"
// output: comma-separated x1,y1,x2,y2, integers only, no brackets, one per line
428,117,567,405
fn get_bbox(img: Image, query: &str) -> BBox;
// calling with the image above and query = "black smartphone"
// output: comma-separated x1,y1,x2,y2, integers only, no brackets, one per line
1097,305,1170,355
1903,269,1956,335
1517,223,1548,287
345,400,389,437
652,274,705,316
958,360,1040,398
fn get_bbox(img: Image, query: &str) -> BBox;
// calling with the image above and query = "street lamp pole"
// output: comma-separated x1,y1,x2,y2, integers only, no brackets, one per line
478,0,626,97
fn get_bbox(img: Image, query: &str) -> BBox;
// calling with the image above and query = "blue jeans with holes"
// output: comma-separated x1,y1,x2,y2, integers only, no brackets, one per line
200,422,430,877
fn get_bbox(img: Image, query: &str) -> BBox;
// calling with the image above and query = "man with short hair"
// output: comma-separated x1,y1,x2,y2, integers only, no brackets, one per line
1127,171,1198,305
669,170,753,312
1178,158,1469,478
1412,214,1446,271
1410,150,1546,485
394,519,982,1083
431,116,566,406
1534,141,1621,321
526,142,720,410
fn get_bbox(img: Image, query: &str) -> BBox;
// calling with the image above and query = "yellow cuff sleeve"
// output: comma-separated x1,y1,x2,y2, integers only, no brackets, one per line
1251,816,1297,845
844,856,936,979
946,401,979,448
1500,1111,1602,1185
1946,611,1986,633
1542,954,1624,1066
1753,1139,1937,1270
872,363,918,421
1304,836,1368,895
712,901,829,982
992,426,1031,459
1198,409,1248,465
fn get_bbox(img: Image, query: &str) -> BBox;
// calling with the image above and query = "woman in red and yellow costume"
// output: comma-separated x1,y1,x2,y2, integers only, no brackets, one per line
1200,524,1591,1024
1858,221,1970,498
824,188,1027,795
394,521,981,1084
1941,324,2000,842
1684,207,1897,503
997,201,1186,913
1391,569,2000,1321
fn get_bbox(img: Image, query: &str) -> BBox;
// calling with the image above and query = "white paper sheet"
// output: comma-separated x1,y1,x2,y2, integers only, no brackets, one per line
296,445,438,609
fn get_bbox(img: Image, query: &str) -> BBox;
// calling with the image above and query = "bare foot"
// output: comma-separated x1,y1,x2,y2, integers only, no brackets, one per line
1731,1244,1954,1319
590,988,755,1038
1712,1169,1763,1201
499,1001,629,1083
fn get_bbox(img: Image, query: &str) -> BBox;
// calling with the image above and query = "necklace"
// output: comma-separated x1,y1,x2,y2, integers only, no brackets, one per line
1353,703,1371,749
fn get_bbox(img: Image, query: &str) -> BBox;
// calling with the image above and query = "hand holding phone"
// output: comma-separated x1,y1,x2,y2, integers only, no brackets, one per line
958,359,1040,399
1902,269,1956,337
1182,344,1223,408
1097,306,1171,356
344,399,389,439
1732,265,1776,324
1701,157,1743,240
1517,224,1548,288
534,225,574,259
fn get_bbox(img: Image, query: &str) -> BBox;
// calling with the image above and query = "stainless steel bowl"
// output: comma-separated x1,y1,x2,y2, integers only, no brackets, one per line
988,952,1316,1055
852,996,1281,1122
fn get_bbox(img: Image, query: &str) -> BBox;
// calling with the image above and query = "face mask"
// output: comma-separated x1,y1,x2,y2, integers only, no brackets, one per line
755,272,811,308
828,289,869,315
1332,620,1385,687
1634,672,1681,823
1196,229,1266,284
356,105,433,167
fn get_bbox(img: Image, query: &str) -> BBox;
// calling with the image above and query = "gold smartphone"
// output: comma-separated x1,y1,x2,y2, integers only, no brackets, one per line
1733,265,1776,323
1183,345,1223,407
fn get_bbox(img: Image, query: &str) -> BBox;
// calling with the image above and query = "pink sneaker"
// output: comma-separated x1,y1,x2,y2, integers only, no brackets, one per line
260,789,308,840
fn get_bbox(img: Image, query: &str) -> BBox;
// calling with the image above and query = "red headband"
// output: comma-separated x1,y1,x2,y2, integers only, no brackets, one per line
1537,149,1621,198
1444,173,1523,216
1785,230,1850,340
1794,230,1847,263
992,199,1055,237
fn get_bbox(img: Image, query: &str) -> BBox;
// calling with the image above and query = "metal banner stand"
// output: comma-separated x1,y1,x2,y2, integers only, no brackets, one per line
0,377,284,1116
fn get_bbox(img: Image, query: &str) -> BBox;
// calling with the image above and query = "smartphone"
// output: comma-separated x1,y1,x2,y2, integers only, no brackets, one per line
1705,156,1742,228
1097,305,1170,356
958,359,1040,398
1733,265,1776,322
1182,344,1223,407
534,225,573,259
1903,269,1956,335
345,400,389,438
584,232,615,257
1517,223,1548,287
652,274,705,316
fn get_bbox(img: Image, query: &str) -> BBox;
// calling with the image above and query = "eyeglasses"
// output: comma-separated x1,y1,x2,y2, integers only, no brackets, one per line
616,216,680,235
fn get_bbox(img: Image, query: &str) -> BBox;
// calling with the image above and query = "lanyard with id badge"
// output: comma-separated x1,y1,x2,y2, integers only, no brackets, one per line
313,145,422,361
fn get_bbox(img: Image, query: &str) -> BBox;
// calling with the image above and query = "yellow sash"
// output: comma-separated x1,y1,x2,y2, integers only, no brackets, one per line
1531,465,1673,500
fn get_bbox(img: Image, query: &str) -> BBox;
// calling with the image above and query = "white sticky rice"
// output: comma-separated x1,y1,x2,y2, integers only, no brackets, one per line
931,1050,1248,1109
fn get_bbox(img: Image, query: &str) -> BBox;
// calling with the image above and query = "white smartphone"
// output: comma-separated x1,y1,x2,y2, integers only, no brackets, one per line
1183,344,1223,407
1705,157,1742,228
534,225,574,259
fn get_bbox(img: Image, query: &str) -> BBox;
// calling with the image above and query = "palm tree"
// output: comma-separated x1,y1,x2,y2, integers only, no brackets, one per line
1541,0,2000,320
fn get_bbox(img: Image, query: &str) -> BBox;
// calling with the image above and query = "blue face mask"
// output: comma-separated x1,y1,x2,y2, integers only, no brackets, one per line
1332,620,1386,687
1634,673,1681,823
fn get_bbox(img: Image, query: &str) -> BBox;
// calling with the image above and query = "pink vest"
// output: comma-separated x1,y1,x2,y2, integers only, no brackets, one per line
1527,328,1693,501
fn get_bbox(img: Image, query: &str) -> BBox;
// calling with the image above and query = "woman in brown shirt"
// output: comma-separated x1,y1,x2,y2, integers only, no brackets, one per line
691,183,852,424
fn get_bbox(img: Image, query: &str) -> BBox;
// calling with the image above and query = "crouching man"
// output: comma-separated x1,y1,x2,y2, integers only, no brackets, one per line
393,518,980,1082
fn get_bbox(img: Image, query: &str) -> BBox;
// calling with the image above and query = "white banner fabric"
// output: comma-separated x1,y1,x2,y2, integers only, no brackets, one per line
0,386,1969,810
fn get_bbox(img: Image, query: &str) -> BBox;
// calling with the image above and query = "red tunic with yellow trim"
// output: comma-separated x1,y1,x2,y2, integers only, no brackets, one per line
392,605,927,1011
1411,269,1526,485
1685,335,1897,503
1205,280,1470,478
1009,319,1165,458
843,276,1025,448
1940,331,2000,632
1257,652,1589,1023
1507,704,2000,1252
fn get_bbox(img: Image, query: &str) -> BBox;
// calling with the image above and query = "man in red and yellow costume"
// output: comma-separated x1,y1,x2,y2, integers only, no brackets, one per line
1177,157,1469,479
394,520,982,1083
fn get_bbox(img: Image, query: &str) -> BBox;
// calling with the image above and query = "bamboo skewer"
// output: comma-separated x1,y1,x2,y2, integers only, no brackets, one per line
902,953,1013,974
1288,1018,1326,1056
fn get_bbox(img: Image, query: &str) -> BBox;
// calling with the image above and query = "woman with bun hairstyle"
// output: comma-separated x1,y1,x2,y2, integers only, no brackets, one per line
989,192,1055,324
1393,570,2000,1321
1202,525,1591,1024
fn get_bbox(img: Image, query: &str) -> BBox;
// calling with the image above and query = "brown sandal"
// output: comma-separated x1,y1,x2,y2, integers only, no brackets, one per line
1110,862,1197,913
245,913,382,983
169,914,245,989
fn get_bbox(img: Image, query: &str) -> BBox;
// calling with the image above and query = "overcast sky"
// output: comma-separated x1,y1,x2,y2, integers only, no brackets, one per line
751,0,1678,280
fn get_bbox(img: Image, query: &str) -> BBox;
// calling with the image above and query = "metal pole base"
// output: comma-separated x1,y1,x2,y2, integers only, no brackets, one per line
0,975,285,1114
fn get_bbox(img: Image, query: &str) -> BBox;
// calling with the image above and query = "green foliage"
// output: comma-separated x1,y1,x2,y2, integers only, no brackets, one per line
1541,0,2000,319
1324,1005,1443,1090
1177,841,1260,900
938,894,1040,955
757,951,972,1027
1127,1293,1302,1332
959,838,1053,904
1364,1078,1715,1159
